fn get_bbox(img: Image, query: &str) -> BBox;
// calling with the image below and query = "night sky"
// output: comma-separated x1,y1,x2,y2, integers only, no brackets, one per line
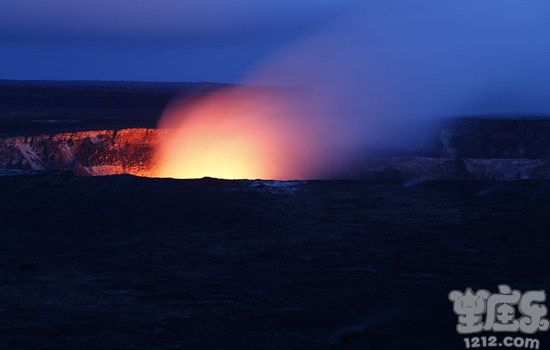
0,0,360,82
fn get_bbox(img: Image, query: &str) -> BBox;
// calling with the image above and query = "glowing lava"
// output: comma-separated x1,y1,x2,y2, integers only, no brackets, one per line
155,87,323,180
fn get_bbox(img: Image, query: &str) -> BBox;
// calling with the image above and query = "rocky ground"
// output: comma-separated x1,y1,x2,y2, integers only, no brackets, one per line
0,174,549,349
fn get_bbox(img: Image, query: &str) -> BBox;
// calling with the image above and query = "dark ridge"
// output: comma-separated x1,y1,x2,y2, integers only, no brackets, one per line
0,80,231,136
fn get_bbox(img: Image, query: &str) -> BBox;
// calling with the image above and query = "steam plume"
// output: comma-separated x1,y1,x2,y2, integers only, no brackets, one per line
157,0,550,179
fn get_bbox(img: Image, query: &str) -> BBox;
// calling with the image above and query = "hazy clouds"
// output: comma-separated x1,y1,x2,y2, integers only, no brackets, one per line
0,0,360,43
0,0,360,81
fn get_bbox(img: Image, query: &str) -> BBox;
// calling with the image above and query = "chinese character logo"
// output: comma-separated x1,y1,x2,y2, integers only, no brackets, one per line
449,285,550,334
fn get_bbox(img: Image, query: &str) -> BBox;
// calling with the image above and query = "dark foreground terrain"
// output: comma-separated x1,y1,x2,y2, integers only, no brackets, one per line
0,174,549,349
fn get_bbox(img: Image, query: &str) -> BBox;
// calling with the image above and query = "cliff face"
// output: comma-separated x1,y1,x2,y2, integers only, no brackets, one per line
0,123,548,180
0,128,169,176
440,118,550,159
353,157,549,180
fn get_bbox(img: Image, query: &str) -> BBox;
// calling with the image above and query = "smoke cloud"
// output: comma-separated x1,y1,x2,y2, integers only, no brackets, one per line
157,0,550,179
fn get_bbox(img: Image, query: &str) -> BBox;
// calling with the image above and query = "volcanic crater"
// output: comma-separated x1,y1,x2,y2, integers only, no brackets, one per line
1,80,549,180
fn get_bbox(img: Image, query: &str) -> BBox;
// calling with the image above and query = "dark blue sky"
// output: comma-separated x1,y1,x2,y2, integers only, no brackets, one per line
0,0,360,82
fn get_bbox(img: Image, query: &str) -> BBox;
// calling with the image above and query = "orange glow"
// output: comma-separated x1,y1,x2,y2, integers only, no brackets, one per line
155,88,323,180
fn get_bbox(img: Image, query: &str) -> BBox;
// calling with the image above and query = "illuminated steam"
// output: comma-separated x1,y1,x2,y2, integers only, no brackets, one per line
156,87,327,179
156,0,550,179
